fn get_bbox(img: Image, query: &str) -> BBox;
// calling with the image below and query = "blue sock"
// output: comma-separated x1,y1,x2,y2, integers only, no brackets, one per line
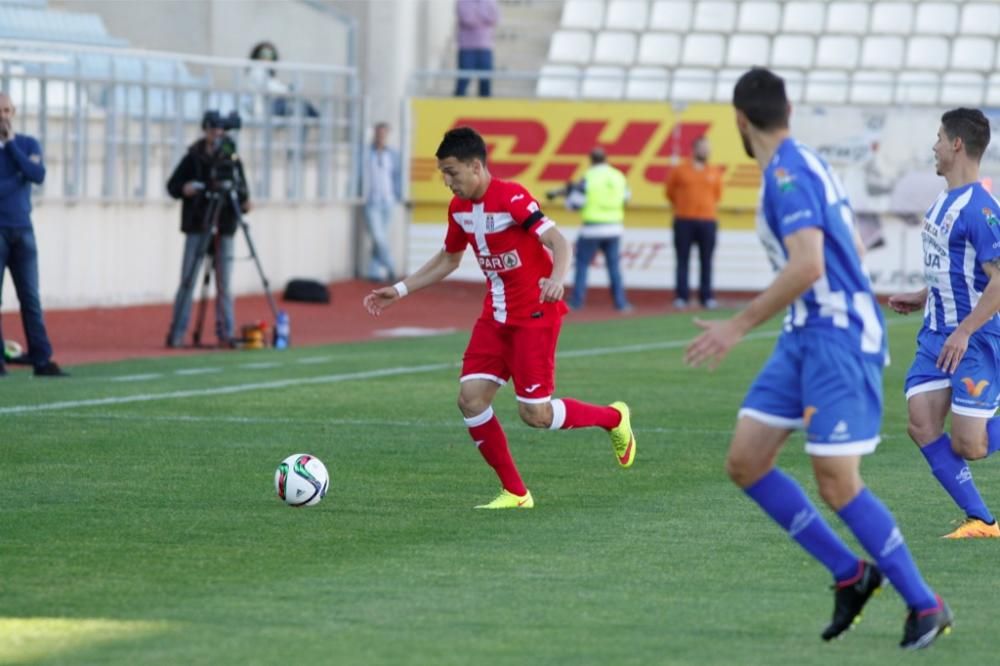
986,418,1000,457
920,433,995,523
838,488,938,611
745,469,859,582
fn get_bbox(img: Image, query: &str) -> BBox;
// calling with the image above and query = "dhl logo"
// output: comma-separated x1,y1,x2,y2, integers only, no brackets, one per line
412,118,760,188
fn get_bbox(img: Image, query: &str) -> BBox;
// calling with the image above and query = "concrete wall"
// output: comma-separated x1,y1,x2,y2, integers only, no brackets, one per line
49,0,349,67
0,201,356,312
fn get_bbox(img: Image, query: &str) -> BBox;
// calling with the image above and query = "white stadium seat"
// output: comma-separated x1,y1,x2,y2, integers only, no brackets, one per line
637,32,682,66
805,70,849,104
940,72,984,106
548,30,594,64
536,65,581,98
626,66,670,100
960,3,1000,38
582,65,626,99
951,37,995,72
850,70,895,105
737,1,781,33
781,2,825,34
826,2,869,35
771,34,815,69
726,34,770,68
816,35,859,69
896,71,940,105
987,73,1000,107
693,1,736,32
681,33,726,68
905,36,949,71
870,3,913,35
772,69,805,102
593,31,638,65
861,36,904,70
671,67,715,102
914,3,958,36
560,0,605,30
713,68,744,102
649,0,693,31
605,0,649,31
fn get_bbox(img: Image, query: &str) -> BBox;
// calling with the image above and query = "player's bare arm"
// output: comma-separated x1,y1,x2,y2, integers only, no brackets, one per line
537,225,569,303
363,249,464,316
685,227,824,369
936,259,1000,373
888,287,928,315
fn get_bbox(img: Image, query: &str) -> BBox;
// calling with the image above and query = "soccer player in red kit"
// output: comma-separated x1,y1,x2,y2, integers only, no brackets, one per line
364,127,636,509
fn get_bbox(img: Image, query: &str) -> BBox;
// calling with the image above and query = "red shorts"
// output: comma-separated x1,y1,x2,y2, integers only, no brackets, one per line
460,317,562,402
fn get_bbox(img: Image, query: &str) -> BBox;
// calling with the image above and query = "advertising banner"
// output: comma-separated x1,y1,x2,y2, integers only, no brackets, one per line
407,99,1000,293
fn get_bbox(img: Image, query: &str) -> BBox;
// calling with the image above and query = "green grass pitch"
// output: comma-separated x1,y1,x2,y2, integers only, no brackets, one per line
1,311,997,665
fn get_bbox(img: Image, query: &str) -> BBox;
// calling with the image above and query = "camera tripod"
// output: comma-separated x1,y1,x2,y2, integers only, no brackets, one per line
188,182,279,347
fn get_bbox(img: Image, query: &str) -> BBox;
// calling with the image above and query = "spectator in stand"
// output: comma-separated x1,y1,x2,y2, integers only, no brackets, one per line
666,136,723,310
247,41,318,119
454,0,499,98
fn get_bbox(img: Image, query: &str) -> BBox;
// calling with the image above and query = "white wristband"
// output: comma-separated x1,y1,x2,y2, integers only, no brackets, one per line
393,281,408,298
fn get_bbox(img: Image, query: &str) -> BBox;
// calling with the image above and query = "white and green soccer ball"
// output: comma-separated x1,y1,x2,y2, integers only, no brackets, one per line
274,453,329,507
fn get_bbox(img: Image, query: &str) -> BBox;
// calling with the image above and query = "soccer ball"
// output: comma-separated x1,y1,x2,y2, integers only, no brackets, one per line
274,453,329,507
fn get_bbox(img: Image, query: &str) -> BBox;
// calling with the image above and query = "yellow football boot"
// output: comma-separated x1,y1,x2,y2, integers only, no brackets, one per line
475,488,534,510
609,401,636,468
942,517,1000,539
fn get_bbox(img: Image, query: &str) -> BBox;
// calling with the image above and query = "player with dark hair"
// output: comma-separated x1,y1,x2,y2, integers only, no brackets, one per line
686,68,950,649
363,126,635,509
889,107,1000,539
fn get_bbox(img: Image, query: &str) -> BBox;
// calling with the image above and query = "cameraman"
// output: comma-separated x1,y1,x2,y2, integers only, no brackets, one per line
165,111,251,348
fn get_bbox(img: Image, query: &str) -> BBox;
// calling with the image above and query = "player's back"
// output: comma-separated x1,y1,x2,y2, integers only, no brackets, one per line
759,139,885,361
921,181,1000,336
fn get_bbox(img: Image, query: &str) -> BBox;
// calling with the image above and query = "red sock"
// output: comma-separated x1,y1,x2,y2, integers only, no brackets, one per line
551,398,621,430
465,407,527,496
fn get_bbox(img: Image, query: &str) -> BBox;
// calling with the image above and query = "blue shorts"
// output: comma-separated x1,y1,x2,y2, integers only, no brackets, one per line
904,328,1000,418
741,331,883,456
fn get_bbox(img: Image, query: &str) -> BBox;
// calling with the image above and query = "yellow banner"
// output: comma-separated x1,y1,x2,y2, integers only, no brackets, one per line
409,99,761,218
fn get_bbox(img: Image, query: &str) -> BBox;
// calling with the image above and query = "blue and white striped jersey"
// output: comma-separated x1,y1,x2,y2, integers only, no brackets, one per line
757,138,886,361
920,182,1000,335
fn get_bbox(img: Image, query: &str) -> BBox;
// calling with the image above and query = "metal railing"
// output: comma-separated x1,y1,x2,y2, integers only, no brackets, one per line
0,38,364,203
409,66,998,107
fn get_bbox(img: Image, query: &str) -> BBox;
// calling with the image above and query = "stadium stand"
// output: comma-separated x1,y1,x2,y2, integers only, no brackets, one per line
537,0,1000,105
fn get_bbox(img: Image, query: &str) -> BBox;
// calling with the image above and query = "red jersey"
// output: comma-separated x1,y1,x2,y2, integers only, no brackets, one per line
444,178,568,326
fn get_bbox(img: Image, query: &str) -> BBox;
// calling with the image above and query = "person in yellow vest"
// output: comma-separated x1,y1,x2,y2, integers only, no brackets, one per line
564,147,632,311
666,136,723,309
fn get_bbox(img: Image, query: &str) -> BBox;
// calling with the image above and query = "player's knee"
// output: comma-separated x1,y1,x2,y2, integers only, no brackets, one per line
951,433,988,460
906,420,937,446
518,403,550,429
457,392,489,418
724,452,758,488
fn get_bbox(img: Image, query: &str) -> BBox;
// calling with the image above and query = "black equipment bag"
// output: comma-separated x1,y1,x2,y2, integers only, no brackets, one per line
283,279,330,304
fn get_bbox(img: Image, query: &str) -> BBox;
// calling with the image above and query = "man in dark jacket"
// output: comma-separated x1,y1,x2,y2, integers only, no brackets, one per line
0,91,67,376
165,111,251,348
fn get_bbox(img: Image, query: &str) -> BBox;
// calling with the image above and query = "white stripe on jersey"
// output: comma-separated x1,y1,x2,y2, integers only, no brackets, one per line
964,239,979,320
796,142,848,205
466,203,508,324
927,188,974,330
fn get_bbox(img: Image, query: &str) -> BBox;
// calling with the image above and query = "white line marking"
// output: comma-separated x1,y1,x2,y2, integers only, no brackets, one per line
174,368,222,376
0,329,786,416
239,362,281,369
296,356,332,365
110,373,163,382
